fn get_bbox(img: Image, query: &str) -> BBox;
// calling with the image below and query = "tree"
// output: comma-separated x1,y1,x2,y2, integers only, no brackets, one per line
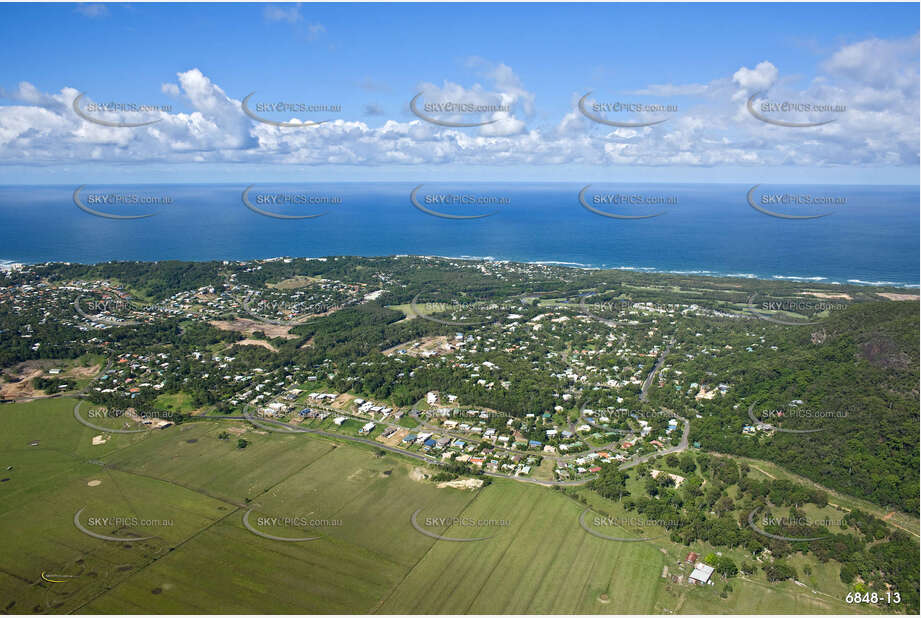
679,452,697,474
237,438,248,449
764,562,796,582
591,466,630,501
716,556,738,578
715,495,735,516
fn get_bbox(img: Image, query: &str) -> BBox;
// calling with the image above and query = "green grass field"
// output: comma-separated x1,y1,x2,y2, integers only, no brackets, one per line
0,397,893,614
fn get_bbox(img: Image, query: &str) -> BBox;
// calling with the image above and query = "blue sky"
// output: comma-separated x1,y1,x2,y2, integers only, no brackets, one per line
0,2,918,184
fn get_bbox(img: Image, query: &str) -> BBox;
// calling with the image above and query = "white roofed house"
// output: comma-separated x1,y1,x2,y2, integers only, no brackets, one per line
688,562,715,585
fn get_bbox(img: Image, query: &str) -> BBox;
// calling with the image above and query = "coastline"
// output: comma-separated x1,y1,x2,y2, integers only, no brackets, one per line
3,255,918,289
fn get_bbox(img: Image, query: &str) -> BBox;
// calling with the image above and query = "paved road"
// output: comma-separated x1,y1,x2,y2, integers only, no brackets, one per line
639,339,673,403
620,415,689,470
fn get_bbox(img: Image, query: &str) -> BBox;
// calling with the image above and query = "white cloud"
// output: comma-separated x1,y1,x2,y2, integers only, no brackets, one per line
824,34,919,93
74,4,108,18
263,3,302,24
0,36,917,170
732,61,779,94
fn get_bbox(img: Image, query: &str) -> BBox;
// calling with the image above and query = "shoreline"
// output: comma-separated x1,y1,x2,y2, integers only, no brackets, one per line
4,255,918,289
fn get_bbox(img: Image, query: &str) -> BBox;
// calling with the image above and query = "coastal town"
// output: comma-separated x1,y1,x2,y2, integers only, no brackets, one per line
0,255,917,615
2,255,893,486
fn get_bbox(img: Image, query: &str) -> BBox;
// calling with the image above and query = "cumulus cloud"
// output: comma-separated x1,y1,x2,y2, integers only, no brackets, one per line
0,36,917,169
824,34,919,93
412,60,535,137
732,61,779,95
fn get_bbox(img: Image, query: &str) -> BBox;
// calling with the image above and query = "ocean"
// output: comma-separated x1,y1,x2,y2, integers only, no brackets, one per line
0,183,917,287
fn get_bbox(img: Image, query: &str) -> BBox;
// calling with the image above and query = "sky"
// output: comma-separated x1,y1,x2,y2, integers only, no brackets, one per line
0,2,918,184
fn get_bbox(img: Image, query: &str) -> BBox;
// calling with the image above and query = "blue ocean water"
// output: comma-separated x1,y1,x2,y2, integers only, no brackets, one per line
0,183,917,287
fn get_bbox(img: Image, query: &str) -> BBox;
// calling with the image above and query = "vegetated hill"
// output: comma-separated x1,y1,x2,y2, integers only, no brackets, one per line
689,300,919,513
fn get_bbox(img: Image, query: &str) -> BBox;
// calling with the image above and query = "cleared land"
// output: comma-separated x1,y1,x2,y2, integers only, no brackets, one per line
0,398,887,614
209,318,298,340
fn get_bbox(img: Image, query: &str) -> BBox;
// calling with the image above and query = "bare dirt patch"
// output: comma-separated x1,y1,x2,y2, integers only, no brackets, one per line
87,480,102,487
330,393,356,409
66,364,102,379
209,319,297,340
409,467,428,482
383,336,452,357
268,276,322,290
233,339,279,352
0,366,43,399
799,291,852,300
436,478,484,490
651,469,685,487
877,292,920,301
377,428,409,447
